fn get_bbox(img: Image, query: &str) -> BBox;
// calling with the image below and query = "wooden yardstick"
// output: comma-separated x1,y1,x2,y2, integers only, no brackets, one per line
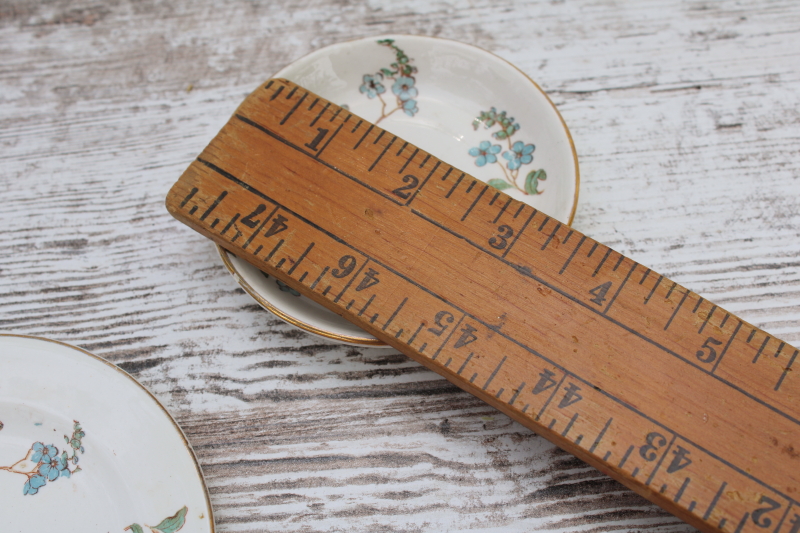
167,78,799,533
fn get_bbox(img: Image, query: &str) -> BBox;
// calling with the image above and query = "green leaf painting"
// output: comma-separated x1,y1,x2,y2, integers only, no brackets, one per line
125,506,188,533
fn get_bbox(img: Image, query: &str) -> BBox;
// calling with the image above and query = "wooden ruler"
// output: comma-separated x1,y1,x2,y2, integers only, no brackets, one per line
166,78,799,533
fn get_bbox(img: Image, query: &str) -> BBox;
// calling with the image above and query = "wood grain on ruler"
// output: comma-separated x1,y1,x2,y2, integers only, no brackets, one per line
166,79,800,533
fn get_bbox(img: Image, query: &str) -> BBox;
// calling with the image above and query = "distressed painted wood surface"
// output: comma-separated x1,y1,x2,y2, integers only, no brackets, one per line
1,1,799,532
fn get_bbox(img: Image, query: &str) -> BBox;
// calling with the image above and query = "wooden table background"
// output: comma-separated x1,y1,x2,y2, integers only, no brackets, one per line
1,1,798,531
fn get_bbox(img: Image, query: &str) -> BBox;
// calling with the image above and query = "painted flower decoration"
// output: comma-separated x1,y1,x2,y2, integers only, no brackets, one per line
359,73,386,99
30,442,57,464
1,421,85,496
23,474,47,495
358,40,419,124
392,76,417,101
503,141,535,170
469,107,546,195
276,279,301,297
469,141,502,167
402,98,418,117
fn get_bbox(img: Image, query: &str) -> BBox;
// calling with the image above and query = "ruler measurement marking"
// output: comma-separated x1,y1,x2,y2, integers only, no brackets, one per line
328,107,342,123
254,245,262,255
703,481,727,521
754,336,772,364
200,191,228,221
561,413,579,437
382,297,408,331
310,266,329,290
644,275,663,305
664,289,690,331
747,328,757,343
180,187,198,207
265,239,284,261
513,203,525,219
603,262,639,315
201,157,800,440
665,282,678,300
372,130,385,145
592,248,613,277
489,192,500,206
445,172,466,198
618,445,635,468
775,349,798,391
711,321,743,374
590,418,613,453
286,242,315,275
220,213,240,235
465,180,477,194
408,322,425,345
692,297,705,314
461,184,488,221
587,242,599,258
457,353,475,375
398,147,418,173
612,255,625,271
699,305,717,334
307,97,319,111
275,258,286,269
483,356,507,391
269,85,284,100
537,216,551,232
559,235,586,275
775,342,786,360
640,268,651,284
396,141,409,157
541,222,562,250
309,102,329,127
719,313,730,329
562,230,574,245
439,167,454,182
419,154,431,168
733,513,750,533
508,382,526,406
358,295,376,317
368,135,397,171
280,91,308,125
674,478,691,503
493,197,512,224
353,124,374,150
285,85,298,99
189,205,198,215
350,119,362,133
501,209,537,258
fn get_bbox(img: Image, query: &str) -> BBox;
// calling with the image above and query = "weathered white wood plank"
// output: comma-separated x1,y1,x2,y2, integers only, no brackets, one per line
1,0,798,531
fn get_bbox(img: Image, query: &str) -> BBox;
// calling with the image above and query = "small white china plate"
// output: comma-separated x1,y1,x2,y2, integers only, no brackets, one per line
219,34,579,346
0,334,214,532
